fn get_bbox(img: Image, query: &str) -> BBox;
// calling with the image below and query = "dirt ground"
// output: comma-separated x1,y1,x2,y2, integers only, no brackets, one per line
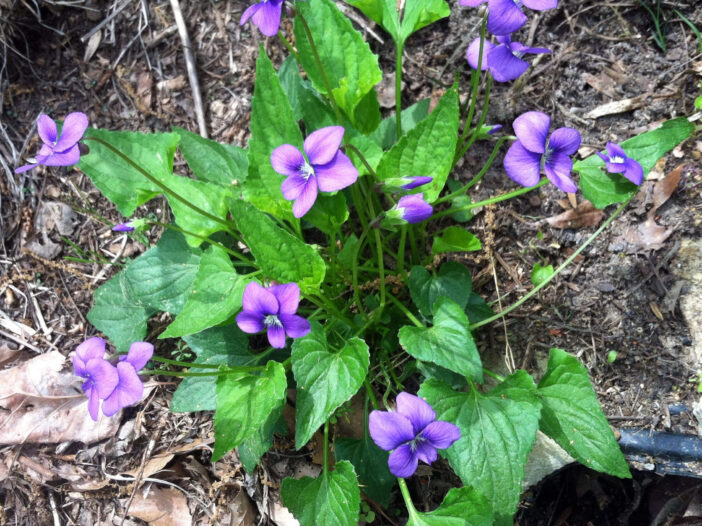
1,0,701,524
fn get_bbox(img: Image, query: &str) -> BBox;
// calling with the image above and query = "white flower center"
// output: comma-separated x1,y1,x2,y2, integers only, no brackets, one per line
301,162,315,180
264,314,282,328
611,155,625,164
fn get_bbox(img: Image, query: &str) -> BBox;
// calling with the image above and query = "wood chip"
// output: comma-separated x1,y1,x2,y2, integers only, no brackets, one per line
584,95,647,119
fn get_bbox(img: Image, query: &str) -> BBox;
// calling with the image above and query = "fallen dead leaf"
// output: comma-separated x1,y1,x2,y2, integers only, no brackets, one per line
124,486,192,526
136,70,153,110
0,343,20,366
270,501,300,526
584,95,647,119
546,201,604,229
583,71,618,98
226,490,256,526
123,452,174,479
0,351,120,444
622,218,675,250
650,163,683,217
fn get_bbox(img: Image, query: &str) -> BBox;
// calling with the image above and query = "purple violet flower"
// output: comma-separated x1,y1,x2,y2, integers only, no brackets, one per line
369,393,460,478
113,222,135,232
272,126,359,218
597,142,644,186
101,341,153,417
393,194,433,224
72,337,119,421
503,111,581,193
400,176,434,190
466,35,550,82
236,282,311,348
240,0,285,37
15,112,89,174
459,0,559,35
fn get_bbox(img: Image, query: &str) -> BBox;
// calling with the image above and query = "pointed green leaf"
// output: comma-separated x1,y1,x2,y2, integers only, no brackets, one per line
87,270,155,352
576,117,694,208
174,126,248,186
245,46,302,220
239,404,286,472
305,193,349,235
432,226,482,254
370,98,430,150
408,261,472,319
229,200,325,293
292,323,369,448
161,246,250,339
171,324,257,413
399,297,482,382
335,436,394,507
122,229,201,314
376,88,459,202
465,292,494,324
79,129,179,216
400,0,451,43
213,361,287,461
419,372,542,523
281,461,360,526
537,348,631,478
294,0,382,124
408,487,493,526
165,177,230,247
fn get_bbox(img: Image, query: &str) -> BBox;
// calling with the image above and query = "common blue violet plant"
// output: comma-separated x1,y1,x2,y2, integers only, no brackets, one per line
39,0,695,522
15,112,88,173
369,393,460,478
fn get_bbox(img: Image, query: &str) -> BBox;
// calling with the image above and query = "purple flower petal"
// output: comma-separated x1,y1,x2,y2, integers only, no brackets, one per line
369,410,415,451
605,141,627,159
122,341,153,371
240,2,262,26
84,358,120,398
102,362,144,417
37,114,57,145
421,420,461,449
279,313,311,338
304,126,345,166
401,176,433,190
487,44,529,82
76,336,107,363
466,38,494,71
544,152,577,193
14,163,38,174
269,283,300,314
388,444,419,478
548,127,581,155
622,158,644,185
487,0,528,35
281,173,311,201
88,386,100,421
236,311,265,334
113,222,135,232
314,151,359,192
272,144,305,178
242,282,279,317
513,111,550,154
42,144,81,166
53,112,89,153
396,392,435,435
292,176,318,218
267,323,287,348
415,441,438,465
503,141,542,187
522,0,558,10
397,194,433,224
252,0,283,37
604,160,626,174
459,0,487,5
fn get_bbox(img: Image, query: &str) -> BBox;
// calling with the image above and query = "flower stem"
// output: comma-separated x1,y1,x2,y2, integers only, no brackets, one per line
386,293,423,328
84,136,238,234
345,143,378,180
397,226,408,275
292,8,343,124
398,478,420,521
395,40,404,138
323,420,330,473
364,377,379,410
454,73,493,166
470,197,632,330
150,356,221,369
278,31,301,63
459,14,487,142
431,179,548,221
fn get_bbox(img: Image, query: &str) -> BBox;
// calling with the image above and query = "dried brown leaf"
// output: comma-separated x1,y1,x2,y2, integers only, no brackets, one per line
123,452,174,478
584,95,647,119
650,163,683,217
583,71,618,98
622,218,675,250
125,487,191,526
0,351,119,444
546,201,604,229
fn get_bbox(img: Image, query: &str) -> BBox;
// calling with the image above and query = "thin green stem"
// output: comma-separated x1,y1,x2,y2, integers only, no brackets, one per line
408,225,418,263
150,356,221,369
141,368,256,377
293,8,343,123
364,377,379,410
438,136,510,205
84,136,238,234
350,184,369,230
323,420,330,473
387,293,423,327
278,32,301,63
352,226,371,319
470,197,632,330
345,143,378,180
432,179,548,221
373,229,386,312
397,226,408,275
395,40,404,138
459,15,487,144
398,478,420,521
482,368,505,382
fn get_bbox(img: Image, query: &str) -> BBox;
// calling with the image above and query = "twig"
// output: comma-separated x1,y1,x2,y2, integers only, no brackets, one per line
80,0,133,43
169,0,208,138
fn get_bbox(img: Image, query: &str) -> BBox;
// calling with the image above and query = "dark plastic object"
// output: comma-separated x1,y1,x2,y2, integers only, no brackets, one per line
618,428,702,462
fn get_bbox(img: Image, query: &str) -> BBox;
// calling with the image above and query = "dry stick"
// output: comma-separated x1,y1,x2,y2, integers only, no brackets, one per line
80,0,132,43
169,0,208,138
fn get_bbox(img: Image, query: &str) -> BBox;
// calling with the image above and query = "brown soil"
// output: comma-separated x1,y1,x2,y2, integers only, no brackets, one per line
1,0,701,524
